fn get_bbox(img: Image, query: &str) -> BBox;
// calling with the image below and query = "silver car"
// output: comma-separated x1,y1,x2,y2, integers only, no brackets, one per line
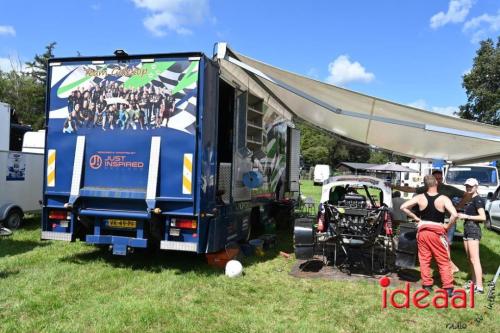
484,190,500,231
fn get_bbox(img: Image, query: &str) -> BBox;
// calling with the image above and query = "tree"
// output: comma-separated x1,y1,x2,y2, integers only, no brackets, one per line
25,42,56,84
457,37,500,124
368,150,390,164
0,42,56,130
296,121,336,167
0,71,45,129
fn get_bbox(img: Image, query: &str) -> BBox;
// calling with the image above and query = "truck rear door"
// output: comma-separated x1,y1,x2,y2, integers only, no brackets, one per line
42,54,202,253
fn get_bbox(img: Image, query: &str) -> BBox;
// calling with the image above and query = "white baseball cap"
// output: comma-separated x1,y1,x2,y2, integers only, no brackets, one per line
464,178,479,186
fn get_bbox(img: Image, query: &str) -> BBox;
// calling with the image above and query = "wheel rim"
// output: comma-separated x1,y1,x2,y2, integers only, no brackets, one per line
7,213,21,229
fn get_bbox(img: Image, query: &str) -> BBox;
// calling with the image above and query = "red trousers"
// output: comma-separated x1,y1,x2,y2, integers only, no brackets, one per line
417,223,454,289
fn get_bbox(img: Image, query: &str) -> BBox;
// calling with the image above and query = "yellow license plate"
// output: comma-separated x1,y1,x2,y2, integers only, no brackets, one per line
108,219,136,228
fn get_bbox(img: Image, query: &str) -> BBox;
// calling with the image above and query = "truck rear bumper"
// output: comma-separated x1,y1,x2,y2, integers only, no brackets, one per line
86,235,147,255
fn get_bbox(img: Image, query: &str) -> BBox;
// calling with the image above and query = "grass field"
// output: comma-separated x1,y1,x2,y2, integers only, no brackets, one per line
0,180,499,332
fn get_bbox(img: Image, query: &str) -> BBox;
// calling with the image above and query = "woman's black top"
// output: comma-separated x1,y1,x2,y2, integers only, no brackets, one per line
464,195,485,222
419,193,445,223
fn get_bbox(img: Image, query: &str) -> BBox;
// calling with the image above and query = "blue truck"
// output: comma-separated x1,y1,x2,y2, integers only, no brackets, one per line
42,47,301,255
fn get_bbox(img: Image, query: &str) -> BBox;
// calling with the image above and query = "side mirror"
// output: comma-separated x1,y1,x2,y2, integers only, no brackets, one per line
487,192,494,200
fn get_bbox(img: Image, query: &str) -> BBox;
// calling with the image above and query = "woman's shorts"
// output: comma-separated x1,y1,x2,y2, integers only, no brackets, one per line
463,221,482,241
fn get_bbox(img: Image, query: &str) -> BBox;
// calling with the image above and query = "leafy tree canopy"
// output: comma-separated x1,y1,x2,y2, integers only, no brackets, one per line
457,37,500,124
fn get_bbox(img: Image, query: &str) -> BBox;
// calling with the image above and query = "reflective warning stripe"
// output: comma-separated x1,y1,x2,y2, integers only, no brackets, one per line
47,149,56,187
182,153,193,194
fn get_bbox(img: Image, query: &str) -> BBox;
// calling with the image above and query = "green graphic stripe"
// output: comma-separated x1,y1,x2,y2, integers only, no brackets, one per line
172,61,199,94
124,61,175,89
266,139,277,158
58,76,92,95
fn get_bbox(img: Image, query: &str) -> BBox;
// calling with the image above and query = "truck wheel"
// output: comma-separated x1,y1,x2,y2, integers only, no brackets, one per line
246,208,261,241
5,209,23,230
75,216,92,241
485,215,493,230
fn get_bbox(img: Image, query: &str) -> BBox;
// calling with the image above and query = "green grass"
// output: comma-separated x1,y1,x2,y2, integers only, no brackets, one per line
1,185,499,332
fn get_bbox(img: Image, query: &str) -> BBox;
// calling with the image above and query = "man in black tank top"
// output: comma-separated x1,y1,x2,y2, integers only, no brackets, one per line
401,175,458,295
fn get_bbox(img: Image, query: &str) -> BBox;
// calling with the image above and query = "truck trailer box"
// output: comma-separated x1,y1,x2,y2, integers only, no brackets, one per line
42,51,300,255
0,102,44,229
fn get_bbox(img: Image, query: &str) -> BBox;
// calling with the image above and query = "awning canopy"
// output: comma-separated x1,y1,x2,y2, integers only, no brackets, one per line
216,44,500,165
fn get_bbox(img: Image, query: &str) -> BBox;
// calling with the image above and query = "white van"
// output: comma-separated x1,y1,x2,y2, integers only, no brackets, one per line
0,102,44,229
313,164,331,185
443,164,499,198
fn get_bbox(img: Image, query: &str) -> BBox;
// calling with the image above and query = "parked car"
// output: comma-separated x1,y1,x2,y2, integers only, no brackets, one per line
484,189,500,232
313,164,331,185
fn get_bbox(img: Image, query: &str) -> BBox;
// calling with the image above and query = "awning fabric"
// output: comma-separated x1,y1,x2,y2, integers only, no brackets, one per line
217,44,500,164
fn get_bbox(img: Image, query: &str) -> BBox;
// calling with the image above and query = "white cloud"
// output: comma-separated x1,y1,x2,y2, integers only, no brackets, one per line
325,55,375,86
408,99,458,117
306,67,319,79
0,55,28,73
408,99,428,110
430,0,474,29
432,106,459,116
463,10,500,43
0,25,16,36
131,0,212,36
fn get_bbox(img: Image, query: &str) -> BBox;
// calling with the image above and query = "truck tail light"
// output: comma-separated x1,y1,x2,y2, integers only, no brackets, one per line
49,210,70,220
172,219,197,229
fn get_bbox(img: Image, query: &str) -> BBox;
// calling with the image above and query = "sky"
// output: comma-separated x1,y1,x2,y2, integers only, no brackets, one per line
0,0,499,117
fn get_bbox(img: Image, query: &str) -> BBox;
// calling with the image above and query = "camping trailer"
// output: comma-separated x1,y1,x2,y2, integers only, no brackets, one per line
0,102,44,229
41,48,301,255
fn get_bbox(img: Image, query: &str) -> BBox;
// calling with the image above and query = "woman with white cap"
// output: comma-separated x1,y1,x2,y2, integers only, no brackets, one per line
458,178,486,294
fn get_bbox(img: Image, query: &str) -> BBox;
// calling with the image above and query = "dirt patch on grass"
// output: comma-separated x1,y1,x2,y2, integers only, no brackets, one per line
290,258,422,287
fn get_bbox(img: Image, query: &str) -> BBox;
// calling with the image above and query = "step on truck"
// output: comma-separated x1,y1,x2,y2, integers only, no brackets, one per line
42,46,300,255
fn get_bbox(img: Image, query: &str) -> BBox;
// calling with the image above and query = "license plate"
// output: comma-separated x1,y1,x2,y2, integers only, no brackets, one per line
108,219,136,228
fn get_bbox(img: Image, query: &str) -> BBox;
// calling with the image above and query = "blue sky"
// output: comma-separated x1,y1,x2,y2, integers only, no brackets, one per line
0,0,498,116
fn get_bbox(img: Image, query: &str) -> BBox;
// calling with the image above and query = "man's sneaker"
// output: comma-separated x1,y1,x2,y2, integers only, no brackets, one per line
474,286,484,294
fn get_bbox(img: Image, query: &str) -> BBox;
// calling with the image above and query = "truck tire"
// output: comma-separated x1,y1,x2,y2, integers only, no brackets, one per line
75,216,92,241
5,209,23,230
294,218,314,260
246,208,261,241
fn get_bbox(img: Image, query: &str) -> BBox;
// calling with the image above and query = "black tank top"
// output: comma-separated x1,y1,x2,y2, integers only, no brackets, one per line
419,193,445,223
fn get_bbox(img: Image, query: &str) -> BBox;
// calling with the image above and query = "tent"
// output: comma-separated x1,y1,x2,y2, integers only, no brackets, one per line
215,43,500,165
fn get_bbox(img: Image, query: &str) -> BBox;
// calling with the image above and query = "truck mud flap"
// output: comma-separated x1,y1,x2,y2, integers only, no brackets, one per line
395,222,417,269
294,218,315,260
